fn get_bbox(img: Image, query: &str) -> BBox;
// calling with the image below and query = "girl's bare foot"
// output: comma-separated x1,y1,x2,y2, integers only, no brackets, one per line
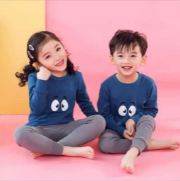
120,147,139,174
62,146,95,159
32,152,44,159
31,146,95,159
148,139,180,150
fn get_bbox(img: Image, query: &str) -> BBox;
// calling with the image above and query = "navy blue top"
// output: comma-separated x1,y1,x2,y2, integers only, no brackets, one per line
97,73,158,136
27,71,97,126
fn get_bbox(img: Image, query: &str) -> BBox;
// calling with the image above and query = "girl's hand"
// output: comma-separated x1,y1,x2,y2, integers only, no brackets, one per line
125,119,135,136
37,66,51,80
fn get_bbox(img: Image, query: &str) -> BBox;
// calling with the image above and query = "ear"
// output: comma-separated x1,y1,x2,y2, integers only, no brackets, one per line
141,55,147,66
33,62,41,70
32,62,38,69
65,49,71,56
110,55,115,65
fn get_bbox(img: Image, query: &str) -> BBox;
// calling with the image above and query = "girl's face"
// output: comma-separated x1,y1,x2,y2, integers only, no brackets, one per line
37,39,68,76
111,45,146,82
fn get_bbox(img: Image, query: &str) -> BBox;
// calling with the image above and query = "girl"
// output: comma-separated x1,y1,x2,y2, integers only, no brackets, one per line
15,31,106,159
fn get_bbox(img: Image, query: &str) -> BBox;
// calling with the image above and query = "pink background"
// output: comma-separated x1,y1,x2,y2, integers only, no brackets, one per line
0,2,180,180
46,1,180,110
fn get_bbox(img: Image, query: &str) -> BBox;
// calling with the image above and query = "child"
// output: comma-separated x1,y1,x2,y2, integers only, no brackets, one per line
15,31,106,159
98,30,179,173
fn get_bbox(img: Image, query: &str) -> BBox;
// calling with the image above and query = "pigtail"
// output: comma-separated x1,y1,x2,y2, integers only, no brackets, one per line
15,62,36,87
66,58,75,74
15,31,76,86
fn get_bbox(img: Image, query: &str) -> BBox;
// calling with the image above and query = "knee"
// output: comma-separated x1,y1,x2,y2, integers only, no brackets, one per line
14,126,30,145
92,115,106,133
138,115,156,130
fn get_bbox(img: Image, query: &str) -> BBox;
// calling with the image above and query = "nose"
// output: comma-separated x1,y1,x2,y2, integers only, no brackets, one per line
55,53,62,61
121,57,129,63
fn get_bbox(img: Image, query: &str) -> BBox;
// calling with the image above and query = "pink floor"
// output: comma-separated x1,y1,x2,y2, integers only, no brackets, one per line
0,82,180,181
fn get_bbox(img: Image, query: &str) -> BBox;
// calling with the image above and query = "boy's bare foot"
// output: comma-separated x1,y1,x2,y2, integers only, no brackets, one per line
120,147,139,174
62,146,95,159
120,139,179,174
148,139,180,150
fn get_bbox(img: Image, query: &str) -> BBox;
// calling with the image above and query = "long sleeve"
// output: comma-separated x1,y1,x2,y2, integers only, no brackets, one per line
76,73,97,116
98,83,124,136
131,80,158,123
28,73,48,115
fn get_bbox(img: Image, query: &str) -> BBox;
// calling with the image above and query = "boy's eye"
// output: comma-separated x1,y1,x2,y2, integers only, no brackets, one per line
118,105,127,116
131,54,137,57
128,105,136,117
117,55,123,58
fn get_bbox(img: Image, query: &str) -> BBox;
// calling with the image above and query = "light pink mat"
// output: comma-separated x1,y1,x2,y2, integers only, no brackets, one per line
0,83,180,180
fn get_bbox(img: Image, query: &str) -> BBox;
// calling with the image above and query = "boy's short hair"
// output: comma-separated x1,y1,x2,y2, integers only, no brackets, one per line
109,30,148,56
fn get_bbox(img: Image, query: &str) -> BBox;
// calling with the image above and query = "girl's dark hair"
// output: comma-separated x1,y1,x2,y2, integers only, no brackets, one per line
15,31,75,87
109,29,148,56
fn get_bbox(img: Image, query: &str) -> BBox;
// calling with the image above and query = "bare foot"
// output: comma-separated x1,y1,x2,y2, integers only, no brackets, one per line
31,146,95,159
120,147,139,174
148,139,180,150
62,146,95,159
31,152,44,159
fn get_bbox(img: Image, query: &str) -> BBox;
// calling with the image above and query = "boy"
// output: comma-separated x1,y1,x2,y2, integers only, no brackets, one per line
98,30,179,174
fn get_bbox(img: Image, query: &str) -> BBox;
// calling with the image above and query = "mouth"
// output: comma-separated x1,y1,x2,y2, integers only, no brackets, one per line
55,59,64,66
121,66,133,71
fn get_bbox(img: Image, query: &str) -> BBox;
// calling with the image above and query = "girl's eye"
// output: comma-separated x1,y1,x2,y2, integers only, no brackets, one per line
131,55,136,57
51,99,60,112
61,99,69,111
117,55,123,58
45,55,51,60
56,47,61,51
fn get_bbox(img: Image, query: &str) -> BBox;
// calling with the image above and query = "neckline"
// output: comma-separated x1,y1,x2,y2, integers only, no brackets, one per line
50,73,69,80
114,72,141,85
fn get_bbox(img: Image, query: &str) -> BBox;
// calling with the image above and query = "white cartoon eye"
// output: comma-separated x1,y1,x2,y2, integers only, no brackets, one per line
61,99,69,111
51,99,60,112
128,105,136,117
118,105,127,116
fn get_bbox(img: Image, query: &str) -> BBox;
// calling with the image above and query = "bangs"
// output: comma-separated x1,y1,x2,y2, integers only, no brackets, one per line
115,42,138,53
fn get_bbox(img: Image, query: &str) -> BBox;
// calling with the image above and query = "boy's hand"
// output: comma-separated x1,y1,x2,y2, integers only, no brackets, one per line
123,129,134,140
37,66,51,80
125,119,135,136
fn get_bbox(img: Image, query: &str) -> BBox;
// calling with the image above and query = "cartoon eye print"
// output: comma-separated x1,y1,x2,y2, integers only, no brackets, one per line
128,105,136,117
61,99,69,111
118,105,127,116
51,99,60,112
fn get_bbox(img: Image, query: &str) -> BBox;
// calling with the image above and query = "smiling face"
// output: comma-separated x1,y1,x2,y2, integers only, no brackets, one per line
111,44,146,83
38,39,68,76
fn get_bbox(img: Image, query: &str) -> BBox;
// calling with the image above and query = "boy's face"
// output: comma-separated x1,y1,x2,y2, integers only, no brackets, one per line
111,44,146,78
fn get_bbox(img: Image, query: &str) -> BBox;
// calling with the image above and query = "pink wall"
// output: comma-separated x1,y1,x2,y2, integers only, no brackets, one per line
46,1,180,108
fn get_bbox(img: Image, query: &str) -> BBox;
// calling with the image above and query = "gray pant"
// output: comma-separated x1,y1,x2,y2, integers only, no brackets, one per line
99,115,155,154
14,115,106,155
